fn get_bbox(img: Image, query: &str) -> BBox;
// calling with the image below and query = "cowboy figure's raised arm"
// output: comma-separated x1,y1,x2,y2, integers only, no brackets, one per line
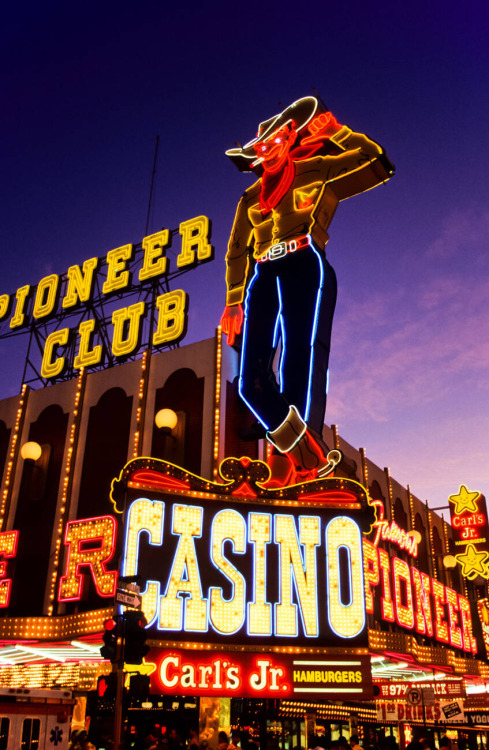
303,112,394,199
220,194,254,344
225,194,254,306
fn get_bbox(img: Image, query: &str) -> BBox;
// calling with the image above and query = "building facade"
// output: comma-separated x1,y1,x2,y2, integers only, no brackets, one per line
0,333,489,750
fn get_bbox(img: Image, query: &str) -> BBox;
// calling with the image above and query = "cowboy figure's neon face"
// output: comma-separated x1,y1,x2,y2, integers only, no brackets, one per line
253,122,297,173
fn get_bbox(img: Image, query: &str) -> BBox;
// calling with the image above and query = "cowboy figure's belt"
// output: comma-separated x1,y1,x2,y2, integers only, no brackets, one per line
258,235,311,263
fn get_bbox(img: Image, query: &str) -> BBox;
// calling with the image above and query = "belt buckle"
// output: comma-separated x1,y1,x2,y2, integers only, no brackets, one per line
269,242,287,260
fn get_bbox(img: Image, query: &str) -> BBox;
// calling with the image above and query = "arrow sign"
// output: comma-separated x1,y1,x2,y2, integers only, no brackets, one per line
116,589,142,609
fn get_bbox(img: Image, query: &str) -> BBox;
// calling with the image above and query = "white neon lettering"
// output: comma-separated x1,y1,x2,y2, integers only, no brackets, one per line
326,516,365,638
160,655,179,688
275,515,320,637
159,505,207,632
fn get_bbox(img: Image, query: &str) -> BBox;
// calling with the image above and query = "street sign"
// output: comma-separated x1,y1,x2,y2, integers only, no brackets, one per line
407,688,422,706
115,589,142,609
406,687,435,706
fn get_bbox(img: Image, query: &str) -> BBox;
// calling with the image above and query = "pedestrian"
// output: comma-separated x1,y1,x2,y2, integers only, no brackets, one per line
187,729,200,750
78,731,96,750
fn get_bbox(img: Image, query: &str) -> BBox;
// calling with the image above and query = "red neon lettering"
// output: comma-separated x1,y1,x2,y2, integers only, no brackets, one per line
362,540,379,615
0,531,18,608
158,653,243,693
461,527,479,539
412,567,434,637
453,513,486,528
372,500,418,557
393,558,414,629
459,595,477,653
378,548,394,621
446,586,462,649
58,516,117,601
432,580,449,643
371,547,477,653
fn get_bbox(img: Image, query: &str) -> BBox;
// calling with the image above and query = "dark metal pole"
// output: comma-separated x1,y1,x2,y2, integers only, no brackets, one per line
113,614,126,750
145,136,160,236
421,691,427,737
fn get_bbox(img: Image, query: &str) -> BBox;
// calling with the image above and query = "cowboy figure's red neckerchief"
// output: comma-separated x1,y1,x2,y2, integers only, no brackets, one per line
259,141,323,214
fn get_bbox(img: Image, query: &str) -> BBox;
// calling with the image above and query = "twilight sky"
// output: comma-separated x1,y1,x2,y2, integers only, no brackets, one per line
1,0,488,508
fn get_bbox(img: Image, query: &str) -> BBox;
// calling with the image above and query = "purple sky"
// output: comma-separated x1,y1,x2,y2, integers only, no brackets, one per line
2,0,489,508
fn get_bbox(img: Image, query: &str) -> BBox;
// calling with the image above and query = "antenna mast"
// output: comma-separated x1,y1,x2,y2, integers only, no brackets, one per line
145,135,160,235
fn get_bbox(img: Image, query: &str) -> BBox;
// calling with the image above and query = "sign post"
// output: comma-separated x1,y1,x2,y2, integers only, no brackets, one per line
113,616,125,750
113,577,144,750
406,688,434,734
115,586,141,610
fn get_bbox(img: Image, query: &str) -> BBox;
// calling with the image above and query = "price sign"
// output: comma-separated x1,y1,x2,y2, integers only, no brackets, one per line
375,680,463,699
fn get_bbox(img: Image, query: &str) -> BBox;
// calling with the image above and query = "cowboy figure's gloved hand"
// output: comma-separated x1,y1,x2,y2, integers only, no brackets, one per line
220,304,244,346
302,112,342,143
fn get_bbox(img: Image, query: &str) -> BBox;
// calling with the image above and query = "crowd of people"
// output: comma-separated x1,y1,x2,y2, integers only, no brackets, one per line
68,726,463,750
306,732,456,750
142,729,259,750
69,730,97,750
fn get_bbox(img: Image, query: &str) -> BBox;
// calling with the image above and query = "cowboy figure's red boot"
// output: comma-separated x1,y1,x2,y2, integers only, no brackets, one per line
267,406,341,481
264,448,296,488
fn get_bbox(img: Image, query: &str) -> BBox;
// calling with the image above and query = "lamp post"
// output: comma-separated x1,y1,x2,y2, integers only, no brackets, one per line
440,554,457,569
154,408,178,433
20,440,48,502
431,551,458,588
20,441,42,463
154,408,185,464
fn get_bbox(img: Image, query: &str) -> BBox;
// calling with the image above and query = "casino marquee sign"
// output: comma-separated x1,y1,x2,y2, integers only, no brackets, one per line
111,457,375,650
108,457,376,698
1,456,482,697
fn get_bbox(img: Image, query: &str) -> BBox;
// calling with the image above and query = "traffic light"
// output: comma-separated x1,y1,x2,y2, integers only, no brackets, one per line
97,672,117,700
129,673,151,698
123,611,149,664
100,617,119,663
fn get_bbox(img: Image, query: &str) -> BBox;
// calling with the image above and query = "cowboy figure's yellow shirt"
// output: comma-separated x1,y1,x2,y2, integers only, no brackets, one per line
225,126,392,306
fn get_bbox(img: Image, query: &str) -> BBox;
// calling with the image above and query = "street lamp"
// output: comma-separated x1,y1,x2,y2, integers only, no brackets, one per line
408,530,422,545
20,441,48,501
154,408,178,434
441,555,457,569
20,441,42,463
154,408,185,465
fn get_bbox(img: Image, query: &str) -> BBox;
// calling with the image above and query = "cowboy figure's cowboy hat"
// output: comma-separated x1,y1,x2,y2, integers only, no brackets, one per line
226,95,324,173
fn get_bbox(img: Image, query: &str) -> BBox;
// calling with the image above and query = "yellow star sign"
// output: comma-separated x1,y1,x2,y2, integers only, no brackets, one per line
449,484,481,515
455,543,489,580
